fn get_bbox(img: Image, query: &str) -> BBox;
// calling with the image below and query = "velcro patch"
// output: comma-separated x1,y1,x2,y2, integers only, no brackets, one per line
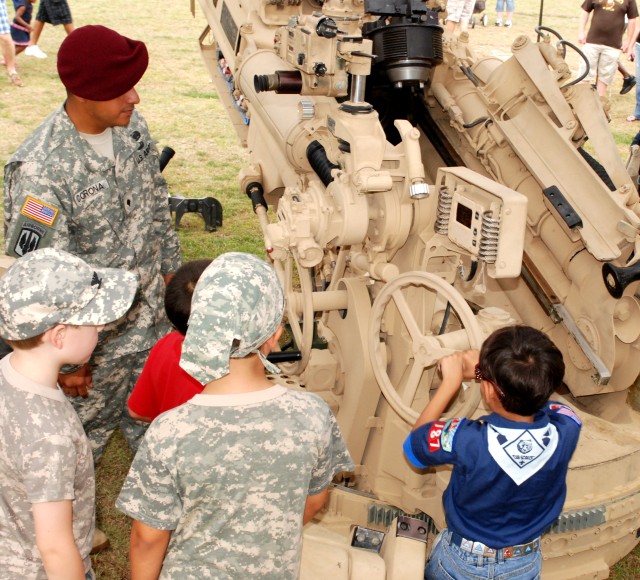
428,421,445,452
20,196,58,226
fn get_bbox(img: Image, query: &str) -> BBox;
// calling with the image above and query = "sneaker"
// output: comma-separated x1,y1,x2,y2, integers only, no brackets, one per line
24,45,47,59
90,528,110,554
495,19,502,26
621,75,636,95
504,20,512,27
8,71,23,87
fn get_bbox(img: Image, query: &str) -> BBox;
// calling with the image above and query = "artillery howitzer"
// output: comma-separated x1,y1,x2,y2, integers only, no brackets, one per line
190,0,640,577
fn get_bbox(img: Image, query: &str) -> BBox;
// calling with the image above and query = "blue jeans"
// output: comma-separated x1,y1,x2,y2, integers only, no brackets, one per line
495,0,514,13
634,43,640,119
425,530,541,580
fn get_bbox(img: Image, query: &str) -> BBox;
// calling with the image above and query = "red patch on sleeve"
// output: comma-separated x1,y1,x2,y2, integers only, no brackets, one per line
428,421,445,452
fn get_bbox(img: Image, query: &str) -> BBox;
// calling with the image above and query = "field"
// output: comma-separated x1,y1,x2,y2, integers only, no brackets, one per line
1,0,639,577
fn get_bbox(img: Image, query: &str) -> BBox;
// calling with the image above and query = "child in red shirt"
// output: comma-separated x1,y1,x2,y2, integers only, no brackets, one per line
128,259,211,422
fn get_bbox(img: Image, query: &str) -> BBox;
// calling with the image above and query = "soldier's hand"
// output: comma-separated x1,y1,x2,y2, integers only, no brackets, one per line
58,364,93,398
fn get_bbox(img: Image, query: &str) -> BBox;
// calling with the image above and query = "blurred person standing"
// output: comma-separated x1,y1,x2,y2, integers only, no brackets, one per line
446,0,476,33
495,0,514,27
10,0,36,57
627,22,640,120
3,25,182,462
24,0,74,59
0,0,22,86
578,0,638,97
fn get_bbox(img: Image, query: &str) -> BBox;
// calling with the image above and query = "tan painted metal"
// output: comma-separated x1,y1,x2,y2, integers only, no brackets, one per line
193,1,640,577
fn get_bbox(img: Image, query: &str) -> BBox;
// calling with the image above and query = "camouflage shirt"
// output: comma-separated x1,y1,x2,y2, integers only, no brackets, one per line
0,355,95,578
3,106,182,360
117,385,354,579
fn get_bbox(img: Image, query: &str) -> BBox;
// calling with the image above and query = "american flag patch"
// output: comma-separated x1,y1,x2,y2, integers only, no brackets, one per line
21,196,59,226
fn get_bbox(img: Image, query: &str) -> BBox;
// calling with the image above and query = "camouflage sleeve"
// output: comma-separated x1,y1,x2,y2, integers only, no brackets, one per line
4,162,72,258
308,406,354,495
22,435,79,503
115,425,182,530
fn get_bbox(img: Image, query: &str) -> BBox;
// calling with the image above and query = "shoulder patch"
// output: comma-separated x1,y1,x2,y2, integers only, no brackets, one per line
13,222,46,256
427,421,445,452
20,196,59,227
440,418,462,452
548,403,582,426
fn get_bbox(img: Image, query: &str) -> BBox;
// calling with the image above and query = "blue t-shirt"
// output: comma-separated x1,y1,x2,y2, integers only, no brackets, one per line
404,402,581,547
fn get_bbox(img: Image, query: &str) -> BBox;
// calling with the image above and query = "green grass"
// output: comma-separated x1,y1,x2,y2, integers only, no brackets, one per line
1,0,639,577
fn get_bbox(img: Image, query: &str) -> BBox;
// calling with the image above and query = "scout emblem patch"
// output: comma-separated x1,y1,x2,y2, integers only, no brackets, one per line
21,196,59,227
487,423,559,485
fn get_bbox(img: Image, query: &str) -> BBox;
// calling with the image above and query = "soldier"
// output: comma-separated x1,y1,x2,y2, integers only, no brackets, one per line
3,24,182,462
0,248,137,580
116,252,354,579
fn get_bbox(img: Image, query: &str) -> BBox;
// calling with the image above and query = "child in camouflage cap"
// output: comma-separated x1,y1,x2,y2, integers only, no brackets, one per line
117,251,354,579
0,248,137,580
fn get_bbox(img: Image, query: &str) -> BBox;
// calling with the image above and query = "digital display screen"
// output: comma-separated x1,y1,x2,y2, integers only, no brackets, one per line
455,203,473,229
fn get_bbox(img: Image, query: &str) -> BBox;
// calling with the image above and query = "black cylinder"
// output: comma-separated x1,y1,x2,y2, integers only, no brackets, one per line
159,146,175,172
602,261,640,299
254,71,303,94
246,182,268,212
306,141,340,187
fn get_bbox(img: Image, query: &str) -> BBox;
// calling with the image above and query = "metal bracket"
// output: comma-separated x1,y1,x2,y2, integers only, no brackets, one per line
554,304,611,385
168,196,223,232
543,185,583,230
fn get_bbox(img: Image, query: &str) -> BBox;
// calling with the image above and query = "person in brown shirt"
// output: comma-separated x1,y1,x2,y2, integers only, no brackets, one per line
578,0,638,96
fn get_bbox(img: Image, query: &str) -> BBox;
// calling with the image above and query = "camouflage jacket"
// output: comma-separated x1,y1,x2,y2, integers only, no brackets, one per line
3,106,182,360
116,385,354,579
0,355,95,578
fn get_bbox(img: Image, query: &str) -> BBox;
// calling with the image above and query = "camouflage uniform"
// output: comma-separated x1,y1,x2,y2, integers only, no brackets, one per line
3,106,182,458
0,355,95,578
116,385,354,579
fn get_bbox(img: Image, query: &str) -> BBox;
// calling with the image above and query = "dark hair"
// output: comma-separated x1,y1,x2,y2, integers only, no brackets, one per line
478,325,564,416
164,259,212,335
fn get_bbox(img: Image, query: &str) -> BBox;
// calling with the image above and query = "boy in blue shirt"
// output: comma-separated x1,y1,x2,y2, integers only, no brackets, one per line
404,325,581,579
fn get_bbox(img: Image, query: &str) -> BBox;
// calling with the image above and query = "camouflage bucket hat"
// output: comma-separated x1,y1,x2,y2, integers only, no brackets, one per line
180,252,285,384
0,248,138,340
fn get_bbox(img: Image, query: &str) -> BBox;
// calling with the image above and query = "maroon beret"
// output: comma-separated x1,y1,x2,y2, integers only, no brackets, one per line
57,25,149,101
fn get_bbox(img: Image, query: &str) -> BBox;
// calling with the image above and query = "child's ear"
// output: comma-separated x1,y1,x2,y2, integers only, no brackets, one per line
480,380,497,404
260,325,283,354
46,324,67,350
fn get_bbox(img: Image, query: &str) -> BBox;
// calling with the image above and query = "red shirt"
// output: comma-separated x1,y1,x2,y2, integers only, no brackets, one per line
128,332,204,421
